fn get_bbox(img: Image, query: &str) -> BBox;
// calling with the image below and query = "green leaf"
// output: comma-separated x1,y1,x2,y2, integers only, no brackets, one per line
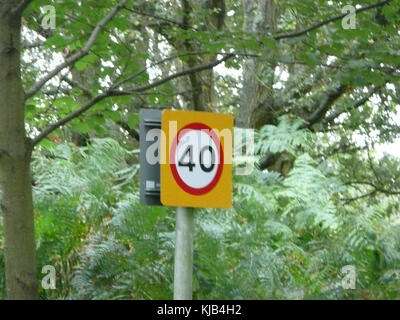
299,52,319,67
75,54,98,71
75,60,88,72
243,39,260,52
366,71,385,86
87,115,106,128
127,114,139,129
71,121,90,134
262,37,277,49
25,104,36,116
105,111,121,122
37,138,57,150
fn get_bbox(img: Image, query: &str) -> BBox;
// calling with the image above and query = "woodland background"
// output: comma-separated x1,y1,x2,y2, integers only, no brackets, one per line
0,0,400,299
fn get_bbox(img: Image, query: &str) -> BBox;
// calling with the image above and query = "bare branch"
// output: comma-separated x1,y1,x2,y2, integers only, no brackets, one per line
40,75,94,96
25,0,128,99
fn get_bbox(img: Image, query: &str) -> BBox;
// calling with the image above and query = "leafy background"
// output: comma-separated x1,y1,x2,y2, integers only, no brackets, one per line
2,124,399,299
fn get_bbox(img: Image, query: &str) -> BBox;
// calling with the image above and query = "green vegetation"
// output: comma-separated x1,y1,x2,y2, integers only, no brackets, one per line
1,0,400,299
2,126,400,299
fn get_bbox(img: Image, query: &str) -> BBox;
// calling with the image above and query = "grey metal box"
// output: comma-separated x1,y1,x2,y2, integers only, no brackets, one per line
139,109,162,206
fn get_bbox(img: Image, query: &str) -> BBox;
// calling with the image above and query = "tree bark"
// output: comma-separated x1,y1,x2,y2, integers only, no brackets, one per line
181,0,226,112
70,66,93,146
237,0,278,128
0,1,38,299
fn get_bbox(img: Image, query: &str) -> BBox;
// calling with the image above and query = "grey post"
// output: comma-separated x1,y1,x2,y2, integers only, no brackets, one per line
173,207,194,300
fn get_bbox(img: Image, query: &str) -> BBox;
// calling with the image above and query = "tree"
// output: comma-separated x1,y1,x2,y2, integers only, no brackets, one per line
0,0,38,299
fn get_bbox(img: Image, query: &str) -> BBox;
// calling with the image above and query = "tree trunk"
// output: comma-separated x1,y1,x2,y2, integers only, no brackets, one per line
0,1,38,299
70,65,94,146
237,0,278,128
181,0,226,112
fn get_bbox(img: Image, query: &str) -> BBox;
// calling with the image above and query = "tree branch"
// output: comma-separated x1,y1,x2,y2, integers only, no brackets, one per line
127,1,389,44
303,84,348,129
32,93,109,146
62,76,93,97
274,0,390,41
258,83,348,170
259,82,376,170
340,190,377,203
32,54,233,146
324,87,381,125
111,51,210,90
111,54,233,95
341,180,400,203
123,6,187,28
25,0,128,99
117,121,140,141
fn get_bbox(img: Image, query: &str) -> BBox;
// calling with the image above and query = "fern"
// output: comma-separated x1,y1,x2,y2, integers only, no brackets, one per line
255,115,313,156
277,154,339,230
2,133,399,300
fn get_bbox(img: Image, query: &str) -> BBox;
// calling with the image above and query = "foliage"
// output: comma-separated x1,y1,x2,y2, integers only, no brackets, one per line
2,121,399,299
256,116,313,156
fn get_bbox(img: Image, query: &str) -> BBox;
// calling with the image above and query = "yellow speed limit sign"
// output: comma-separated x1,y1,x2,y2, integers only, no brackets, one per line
160,110,233,208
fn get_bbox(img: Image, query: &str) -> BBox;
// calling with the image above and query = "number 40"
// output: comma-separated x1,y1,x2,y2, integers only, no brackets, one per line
178,145,215,172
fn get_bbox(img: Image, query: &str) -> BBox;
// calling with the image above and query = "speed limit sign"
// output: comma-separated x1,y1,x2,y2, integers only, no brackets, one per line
161,110,233,208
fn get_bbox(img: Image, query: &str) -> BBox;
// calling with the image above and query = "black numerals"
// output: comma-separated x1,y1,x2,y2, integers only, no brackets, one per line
200,146,215,173
178,145,216,173
178,145,195,172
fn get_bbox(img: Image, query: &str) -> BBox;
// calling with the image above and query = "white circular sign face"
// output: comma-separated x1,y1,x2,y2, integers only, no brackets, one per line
170,124,223,195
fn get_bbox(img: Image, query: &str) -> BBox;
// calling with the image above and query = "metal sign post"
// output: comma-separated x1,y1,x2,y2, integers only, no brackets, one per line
173,206,194,300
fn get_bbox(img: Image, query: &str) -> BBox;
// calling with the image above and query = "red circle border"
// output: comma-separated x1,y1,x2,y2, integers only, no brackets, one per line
170,123,224,196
